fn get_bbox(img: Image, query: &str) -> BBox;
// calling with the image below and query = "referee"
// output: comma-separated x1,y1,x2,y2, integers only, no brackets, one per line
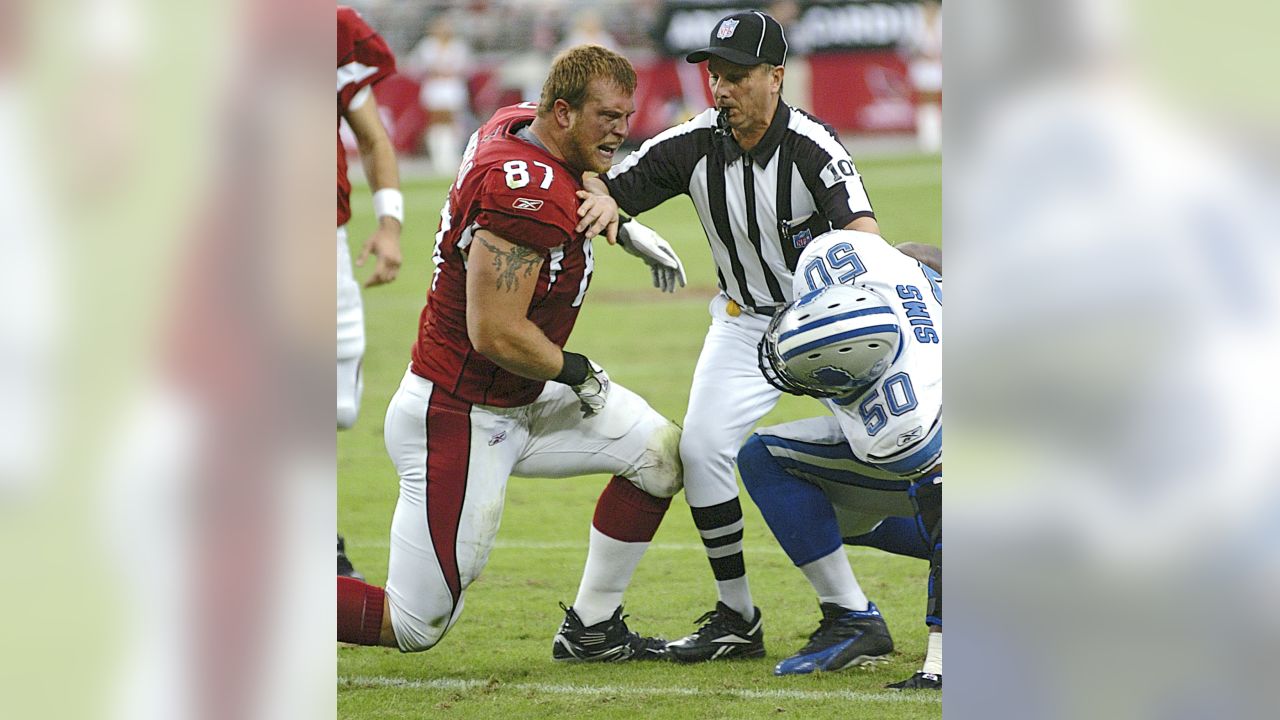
586,10,929,663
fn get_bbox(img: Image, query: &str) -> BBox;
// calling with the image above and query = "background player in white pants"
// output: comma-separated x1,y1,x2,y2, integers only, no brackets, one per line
337,6,404,432
743,229,942,688
337,6,404,579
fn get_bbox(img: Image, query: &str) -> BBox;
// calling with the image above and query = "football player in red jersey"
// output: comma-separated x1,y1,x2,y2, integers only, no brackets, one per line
336,5,403,582
337,5,403,430
337,45,686,662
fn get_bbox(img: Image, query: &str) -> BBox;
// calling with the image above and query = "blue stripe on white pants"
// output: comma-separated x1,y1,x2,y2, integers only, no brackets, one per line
738,434,842,567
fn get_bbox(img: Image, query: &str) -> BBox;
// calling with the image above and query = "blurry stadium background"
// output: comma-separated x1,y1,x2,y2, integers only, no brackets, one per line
8,0,1279,718
340,0,942,166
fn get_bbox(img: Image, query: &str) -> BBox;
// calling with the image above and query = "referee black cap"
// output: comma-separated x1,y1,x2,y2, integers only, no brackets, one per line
686,11,788,67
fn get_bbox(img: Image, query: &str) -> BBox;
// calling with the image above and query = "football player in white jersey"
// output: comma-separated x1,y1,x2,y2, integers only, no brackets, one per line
742,229,942,689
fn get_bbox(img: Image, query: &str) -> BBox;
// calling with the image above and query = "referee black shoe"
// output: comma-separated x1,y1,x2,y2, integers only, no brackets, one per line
337,534,364,581
887,671,942,690
666,601,765,663
773,602,893,675
552,603,667,662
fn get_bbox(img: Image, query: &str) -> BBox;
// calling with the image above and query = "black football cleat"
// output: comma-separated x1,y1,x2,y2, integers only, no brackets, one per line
552,603,667,662
666,601,765,663
887,671,942,690
773,602,893,675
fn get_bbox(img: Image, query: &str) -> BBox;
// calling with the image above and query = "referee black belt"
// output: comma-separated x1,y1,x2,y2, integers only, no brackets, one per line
726,298,782,317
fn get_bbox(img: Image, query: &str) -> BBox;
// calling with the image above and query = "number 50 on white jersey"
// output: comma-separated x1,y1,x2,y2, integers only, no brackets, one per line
793,230,942,478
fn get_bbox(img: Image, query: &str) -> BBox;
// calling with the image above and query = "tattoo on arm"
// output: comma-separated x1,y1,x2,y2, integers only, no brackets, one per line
477,235,542,291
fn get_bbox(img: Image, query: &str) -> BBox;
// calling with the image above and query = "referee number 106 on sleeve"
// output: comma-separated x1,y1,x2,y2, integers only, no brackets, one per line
820,158,859,188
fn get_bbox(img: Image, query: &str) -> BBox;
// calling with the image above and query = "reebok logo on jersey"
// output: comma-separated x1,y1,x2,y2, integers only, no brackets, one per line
512,197,544,211
489,431,507,446
717,18,739,38
896,426,923,447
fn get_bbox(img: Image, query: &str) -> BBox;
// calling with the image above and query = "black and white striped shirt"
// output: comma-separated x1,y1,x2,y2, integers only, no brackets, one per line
604,102,875,313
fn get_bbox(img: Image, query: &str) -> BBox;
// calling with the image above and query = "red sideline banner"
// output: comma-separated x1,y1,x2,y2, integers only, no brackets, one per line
808,51,915,133
343,51,914,156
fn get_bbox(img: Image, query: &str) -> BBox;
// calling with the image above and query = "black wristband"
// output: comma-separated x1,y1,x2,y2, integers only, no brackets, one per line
617,216,634,249
553,351,590,386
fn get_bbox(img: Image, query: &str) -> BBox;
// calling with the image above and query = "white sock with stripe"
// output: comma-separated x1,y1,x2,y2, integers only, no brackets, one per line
692,499,755,619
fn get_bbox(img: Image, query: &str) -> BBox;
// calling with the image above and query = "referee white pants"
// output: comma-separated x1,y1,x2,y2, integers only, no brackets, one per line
382,367,683,652
680,293,782,508
337,226,364,430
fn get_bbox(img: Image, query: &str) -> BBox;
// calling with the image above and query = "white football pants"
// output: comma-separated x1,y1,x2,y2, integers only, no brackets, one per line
753,415,920,537
336,226,365,430
382,366,683,652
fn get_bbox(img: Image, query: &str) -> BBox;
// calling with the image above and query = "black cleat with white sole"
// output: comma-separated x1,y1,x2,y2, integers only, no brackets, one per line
887,671,942,690
666,601,765,663
552,603,667,662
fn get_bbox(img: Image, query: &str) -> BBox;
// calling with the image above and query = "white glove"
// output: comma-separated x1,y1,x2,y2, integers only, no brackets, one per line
571,361,611,418
617,219,687,293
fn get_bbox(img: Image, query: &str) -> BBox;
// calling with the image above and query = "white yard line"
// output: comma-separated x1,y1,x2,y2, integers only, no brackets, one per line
339,675,940,705
346,538,884,558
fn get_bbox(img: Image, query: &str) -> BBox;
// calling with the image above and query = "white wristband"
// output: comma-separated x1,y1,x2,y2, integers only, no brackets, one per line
372,188,404,224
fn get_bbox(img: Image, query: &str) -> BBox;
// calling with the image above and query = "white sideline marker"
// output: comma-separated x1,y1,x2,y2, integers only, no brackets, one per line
340,675,941,705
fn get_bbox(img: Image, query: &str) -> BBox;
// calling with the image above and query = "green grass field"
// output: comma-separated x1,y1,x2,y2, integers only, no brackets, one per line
339,153,942,719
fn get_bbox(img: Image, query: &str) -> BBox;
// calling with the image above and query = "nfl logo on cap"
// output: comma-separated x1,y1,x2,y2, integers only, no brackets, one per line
686,12,788,68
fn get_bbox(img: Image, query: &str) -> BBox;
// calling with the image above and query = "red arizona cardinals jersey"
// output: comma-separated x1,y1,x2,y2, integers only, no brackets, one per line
337,6,395,227
411,103,594,407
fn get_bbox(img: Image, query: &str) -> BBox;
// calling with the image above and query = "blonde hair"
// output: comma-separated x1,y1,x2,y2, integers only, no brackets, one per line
538,44,636,114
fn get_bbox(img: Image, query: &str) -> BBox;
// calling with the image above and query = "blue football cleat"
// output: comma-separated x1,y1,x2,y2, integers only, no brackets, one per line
774,602,893,675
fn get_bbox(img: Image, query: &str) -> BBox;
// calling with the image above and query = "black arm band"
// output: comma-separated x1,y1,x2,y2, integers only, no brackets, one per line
553,351,590,386
616,217,633,249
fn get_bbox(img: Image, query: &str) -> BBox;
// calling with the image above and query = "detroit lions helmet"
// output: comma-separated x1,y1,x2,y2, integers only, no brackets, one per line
758,284,901,399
